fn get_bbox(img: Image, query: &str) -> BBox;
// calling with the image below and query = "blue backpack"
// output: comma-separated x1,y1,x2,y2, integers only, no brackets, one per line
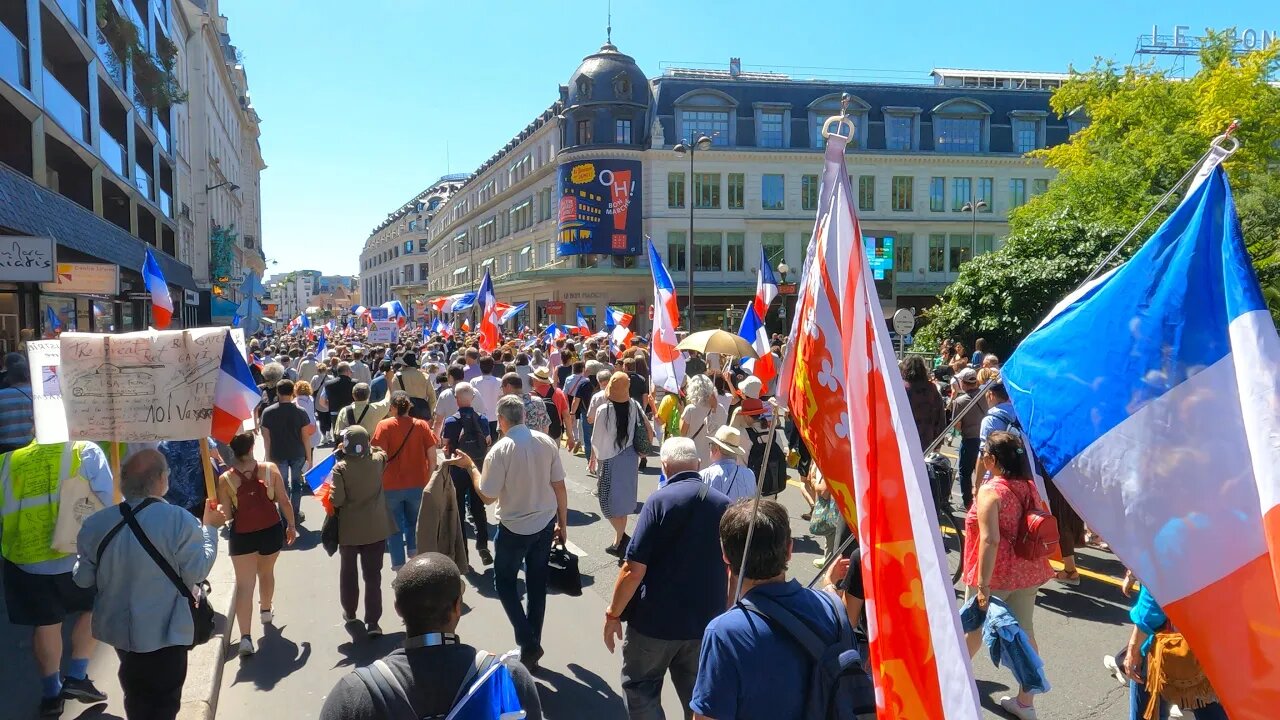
739,590,876,720
356,650,526,720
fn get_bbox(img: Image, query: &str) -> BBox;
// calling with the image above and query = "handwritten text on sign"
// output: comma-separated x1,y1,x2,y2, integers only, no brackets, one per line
59,329,227,442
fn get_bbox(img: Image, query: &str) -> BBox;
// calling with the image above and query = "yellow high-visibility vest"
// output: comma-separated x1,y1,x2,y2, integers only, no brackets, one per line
0,442,86,565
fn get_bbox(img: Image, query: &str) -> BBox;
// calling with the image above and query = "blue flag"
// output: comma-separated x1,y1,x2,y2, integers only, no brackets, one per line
45,305,61,332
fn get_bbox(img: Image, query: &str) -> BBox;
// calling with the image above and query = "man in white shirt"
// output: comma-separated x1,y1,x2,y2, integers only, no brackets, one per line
349,351,372,384
698,427,757,501
472,356,504,435
432,365,464,436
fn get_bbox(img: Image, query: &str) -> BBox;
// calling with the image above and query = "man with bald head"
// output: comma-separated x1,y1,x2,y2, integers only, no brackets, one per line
74,449,225,720
320,553,543,719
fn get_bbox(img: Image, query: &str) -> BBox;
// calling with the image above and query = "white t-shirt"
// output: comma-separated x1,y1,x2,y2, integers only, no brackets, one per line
434,388,459,423
472,375,502,420
479,425,565,535
682,403,716,467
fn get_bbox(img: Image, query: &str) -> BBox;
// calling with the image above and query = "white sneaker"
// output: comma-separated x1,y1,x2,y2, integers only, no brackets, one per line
1170,706,1184,718
999,696,1037,720
1103,654,1126,685
237,636,255,657
260,609,274,625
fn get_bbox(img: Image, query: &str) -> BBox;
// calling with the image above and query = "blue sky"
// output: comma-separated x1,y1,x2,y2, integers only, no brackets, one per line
217,0,1272,276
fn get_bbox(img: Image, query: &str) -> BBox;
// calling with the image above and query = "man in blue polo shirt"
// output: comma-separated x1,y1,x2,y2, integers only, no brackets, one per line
603,437,731,719
691,499,852,720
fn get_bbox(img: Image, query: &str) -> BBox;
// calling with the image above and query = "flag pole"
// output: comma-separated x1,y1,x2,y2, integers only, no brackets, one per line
732,404,784,602
198,437,217,505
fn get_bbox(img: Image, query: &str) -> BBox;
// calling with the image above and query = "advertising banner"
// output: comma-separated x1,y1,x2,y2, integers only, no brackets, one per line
556,159,642,256
41,262,120,295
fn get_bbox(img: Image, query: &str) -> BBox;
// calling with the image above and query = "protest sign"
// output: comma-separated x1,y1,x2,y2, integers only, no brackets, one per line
28,340,68,444
368,321,397,343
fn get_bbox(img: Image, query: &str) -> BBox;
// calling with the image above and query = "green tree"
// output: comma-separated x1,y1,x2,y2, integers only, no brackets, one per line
920,31,1280,357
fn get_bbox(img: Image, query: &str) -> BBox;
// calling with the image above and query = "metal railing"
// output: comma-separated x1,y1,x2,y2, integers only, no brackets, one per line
0,24,29,90
42,68,90,143
100,130,128,178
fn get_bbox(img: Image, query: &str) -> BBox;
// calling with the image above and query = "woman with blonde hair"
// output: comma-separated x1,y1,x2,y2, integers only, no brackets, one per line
590,372,649,557
294,380,321,451
679,374,719,467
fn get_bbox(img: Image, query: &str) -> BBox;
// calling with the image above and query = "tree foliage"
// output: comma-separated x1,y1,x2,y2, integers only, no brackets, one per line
920,31,1280,357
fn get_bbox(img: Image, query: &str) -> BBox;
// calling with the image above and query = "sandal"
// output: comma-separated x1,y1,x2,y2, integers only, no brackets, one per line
1055,570,1081,586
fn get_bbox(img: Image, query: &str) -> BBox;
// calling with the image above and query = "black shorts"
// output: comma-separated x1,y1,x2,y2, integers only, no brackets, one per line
3,560,95,626
229,521,285,556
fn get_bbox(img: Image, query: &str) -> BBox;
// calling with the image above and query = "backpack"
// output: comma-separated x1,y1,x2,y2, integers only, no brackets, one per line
739,590,876,720
746,425,787,496
455,412,490,472
354,649,525,720
536,385,563,439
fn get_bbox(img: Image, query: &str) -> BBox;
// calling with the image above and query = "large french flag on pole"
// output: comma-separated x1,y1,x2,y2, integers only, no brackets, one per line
647,239,685,394
476,269,498,352
212,331,262,442
142,248,173,329
781,133,981,718
738,246,780,383
575,309,591,336
1002,166,1280,717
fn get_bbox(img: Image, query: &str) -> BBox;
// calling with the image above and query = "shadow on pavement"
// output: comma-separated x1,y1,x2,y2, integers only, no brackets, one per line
67,702,120,719
333,630,408,670
536,662,625,718
285,526,322,552
566,508,600,527
976,678,1013,716
227,623,313,689
1036,586,1130,626
791,534,823,556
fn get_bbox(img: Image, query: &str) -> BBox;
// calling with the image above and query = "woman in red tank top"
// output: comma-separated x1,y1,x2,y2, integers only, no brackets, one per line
215,432,297,658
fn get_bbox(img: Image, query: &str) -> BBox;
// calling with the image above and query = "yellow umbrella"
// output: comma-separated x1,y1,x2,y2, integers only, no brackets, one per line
675,329,758,358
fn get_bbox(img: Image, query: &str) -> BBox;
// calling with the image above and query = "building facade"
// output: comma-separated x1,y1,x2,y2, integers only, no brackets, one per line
0,0,262,350
358,174,467,308
368,46,1074,335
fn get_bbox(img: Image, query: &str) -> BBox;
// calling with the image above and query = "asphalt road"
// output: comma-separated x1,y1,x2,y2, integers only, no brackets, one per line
1,439,1137,719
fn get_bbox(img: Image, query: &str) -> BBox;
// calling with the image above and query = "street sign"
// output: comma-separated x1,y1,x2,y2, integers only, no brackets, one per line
892,308,915,336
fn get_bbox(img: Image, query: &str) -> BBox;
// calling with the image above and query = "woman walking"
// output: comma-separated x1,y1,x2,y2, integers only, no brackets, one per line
312,363,333,444
216,432,297,658
294,380,321,454
371,391,438,570
679,374,719,467
962,430,1053,719
329,426,393,638
590,373,648,559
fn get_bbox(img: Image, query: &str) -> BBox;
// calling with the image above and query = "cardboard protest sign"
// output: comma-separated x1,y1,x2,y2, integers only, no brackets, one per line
368,321,397,343
28,340,68,444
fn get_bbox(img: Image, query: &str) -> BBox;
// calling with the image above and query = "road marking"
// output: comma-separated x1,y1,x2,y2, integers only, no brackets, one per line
565,540,588,558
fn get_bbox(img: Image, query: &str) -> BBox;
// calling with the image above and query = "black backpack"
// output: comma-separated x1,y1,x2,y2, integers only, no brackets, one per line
537,385,563,439
746,425,787,496
455,411,489,471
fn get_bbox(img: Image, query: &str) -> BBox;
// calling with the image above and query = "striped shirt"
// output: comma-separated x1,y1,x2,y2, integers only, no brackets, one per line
0,383,34,448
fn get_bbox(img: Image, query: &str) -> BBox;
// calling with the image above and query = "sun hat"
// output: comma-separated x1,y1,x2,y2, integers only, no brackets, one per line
739,376,763,399
531,367,553,384
606,371,631,403
708,426,746,459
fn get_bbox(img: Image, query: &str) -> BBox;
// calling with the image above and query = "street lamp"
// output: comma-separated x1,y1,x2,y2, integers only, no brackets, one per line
960,199,988,265
776,263,791,322
672,134,713,329
205,181,240,192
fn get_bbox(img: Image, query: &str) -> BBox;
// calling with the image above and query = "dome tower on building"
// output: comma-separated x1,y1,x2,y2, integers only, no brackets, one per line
561,41,653,149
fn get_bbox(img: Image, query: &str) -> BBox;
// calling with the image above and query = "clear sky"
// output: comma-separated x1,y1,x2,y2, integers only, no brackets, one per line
217,0,1272,276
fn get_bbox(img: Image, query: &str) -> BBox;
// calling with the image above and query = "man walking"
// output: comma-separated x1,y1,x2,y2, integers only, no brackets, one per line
334,382,390,437
948,368,986,508
698,427,756,502
530,367,574,448
604,438,730,719
259,379,315,523
393,352,437,421
470,396,568,672
441,382,493,566
324,362,358,443
472,356,504,435
501,373,551,435
432,365,465,437
350,350,372,384
2,440,114,716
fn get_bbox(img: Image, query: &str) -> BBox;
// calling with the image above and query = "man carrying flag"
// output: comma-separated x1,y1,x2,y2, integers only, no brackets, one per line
142,248,173,329
737,248,780,386
647,240,685,394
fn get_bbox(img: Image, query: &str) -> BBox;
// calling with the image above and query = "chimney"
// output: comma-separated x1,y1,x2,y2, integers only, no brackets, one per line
729,57,741,78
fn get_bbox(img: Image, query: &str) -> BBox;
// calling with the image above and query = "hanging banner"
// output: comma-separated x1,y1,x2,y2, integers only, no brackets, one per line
556,158,642,256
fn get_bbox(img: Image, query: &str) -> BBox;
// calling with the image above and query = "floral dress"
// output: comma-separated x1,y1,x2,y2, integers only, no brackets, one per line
961,476,1054,591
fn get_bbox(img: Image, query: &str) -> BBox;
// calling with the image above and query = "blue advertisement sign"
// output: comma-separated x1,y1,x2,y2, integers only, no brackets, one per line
369,306,389,321
863,236,894,280
556,159,642,256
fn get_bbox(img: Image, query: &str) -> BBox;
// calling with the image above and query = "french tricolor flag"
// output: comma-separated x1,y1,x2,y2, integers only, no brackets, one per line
212,331,261,442
575,309,591,335
738,247,780,383
1003,166,1280,717
647,239,685,393
304,453,337,494
142,248,173,329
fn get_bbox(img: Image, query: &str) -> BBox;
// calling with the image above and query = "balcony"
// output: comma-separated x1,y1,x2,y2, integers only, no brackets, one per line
0,23,29,90
93,30,124,86
42,68,89,143
134,162,152,200
56,0,88,35
159,188,172,217
123,1,149,52
100,130,128,178
152,115,169,153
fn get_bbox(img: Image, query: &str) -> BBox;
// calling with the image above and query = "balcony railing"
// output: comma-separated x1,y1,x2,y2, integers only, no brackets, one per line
43,68,89,143
124,1,149,52
152,115,170,153
100,130,128,178
159,188,172,218
57,0,88,34
93,30,124,86
0,23,29,90
135,163,152,200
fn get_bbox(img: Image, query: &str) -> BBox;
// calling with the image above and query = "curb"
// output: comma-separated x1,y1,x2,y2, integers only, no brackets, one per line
177,533,236,720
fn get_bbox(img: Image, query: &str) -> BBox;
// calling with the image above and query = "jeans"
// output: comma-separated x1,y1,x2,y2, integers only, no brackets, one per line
384,487,422,568
620,626,700,720
277,457,307,519
117,645,187,720
451,467,490,550
957,437,980,508
580,415,594,458
339,540,385,624
493,520,554,652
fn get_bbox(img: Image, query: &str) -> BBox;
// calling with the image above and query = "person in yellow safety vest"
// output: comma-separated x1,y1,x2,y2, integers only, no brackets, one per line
0,440,114,717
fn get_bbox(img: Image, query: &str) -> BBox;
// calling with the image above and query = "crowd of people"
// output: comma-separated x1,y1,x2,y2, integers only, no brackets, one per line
0,322,1232,719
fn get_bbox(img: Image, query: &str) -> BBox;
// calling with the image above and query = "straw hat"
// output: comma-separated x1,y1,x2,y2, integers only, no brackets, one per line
708,426,746,459
531,367,553,385
606,371,631,403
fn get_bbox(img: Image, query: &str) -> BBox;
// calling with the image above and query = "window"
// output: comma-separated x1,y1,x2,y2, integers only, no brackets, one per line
577,119,592,144
974,234,995,256
682,110,730,145
802,174,820,211
403,265,414,281
1012,118,1039,154
667,232,687,272
895,233,914,274
726,232,745,271
934,117,981,153
536,241,549,267
977,178,993,212
952,178,972,211
762,174,785,210
762,232,786,270
1009,179,1027,208
419,262,429,279
949,234,972,272
759,111,784,148
668,173,685,209
727,173,745,209
928,234,945,272
886,115,913,150
858,176,875,211
1068,118,1087,136
693,173,721,209
930,177,945,212
1032,178,1049,196
616,119,632,144
693,232,722,272
403,240,415,254
891,176,913,211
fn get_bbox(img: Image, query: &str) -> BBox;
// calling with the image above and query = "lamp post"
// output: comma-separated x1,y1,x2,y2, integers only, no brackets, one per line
672,135,713,330
776,262,791,324
960,199,988,265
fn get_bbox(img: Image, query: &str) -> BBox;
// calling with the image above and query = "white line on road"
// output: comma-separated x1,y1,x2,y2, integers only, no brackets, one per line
564,540,589,558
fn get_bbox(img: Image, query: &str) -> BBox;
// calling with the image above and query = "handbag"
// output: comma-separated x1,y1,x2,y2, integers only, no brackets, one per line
631,402,653,456
547,542,583,596
47,444,105,554
99,500,215,648
321,510,340,557
809,495,839,536
1144,629,1217,719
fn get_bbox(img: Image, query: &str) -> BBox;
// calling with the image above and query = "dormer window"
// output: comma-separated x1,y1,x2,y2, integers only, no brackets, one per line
576,76,593,100
808,93,869,150
613,72,632,100
1009,110,1048,154
931,98,993,153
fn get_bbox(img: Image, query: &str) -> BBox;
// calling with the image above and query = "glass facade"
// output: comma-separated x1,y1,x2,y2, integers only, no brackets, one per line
1013,119,1039,153
668,173,685,208
930,177,945,212
693,232,722,271
802,174,819,211
886,115,912,150
891,176,913,211
951,177,971,211
693,173,721,209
